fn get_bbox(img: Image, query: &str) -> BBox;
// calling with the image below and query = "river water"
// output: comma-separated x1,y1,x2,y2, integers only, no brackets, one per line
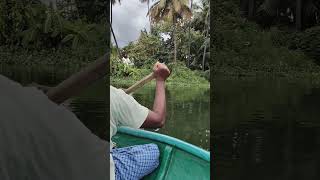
0,64,109,139
213,76,320,180
0,64,210,150
112,84,211,151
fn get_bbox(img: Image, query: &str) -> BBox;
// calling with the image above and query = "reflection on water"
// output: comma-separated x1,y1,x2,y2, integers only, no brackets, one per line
213,76,320,180
0,65,108,140
113,84,210,151
0,64,209,150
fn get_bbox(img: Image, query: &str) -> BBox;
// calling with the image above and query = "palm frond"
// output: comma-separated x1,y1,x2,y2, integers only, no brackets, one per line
159,0,167,9
173,0,182,13
166,7,174,23
44,11,52,33
72,35,79,49
61,34,74,43
181,4,192,19
148,0,192,24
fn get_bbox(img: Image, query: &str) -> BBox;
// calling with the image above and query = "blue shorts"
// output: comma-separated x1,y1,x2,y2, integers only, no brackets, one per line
111,143,160,180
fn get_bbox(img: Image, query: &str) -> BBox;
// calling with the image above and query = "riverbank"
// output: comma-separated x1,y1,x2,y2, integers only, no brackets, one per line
213,66,320,79
0,46,105,70
0,46,209,87
111,62,210,88
111,77,210,90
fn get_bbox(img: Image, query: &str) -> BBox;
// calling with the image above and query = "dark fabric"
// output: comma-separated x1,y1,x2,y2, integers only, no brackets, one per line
0,75,109,180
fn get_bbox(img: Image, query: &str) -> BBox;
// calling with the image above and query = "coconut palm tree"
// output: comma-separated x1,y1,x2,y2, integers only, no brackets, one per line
189,0,209,70
144,0,192,63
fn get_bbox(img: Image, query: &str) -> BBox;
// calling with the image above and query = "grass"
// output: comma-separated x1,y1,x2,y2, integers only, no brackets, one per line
0,45,105,69
111,62,210,88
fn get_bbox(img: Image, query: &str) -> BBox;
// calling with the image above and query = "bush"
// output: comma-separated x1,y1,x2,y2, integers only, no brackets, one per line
213,0,320,76
0,0,107,50
166,62,209,85
290,26,320,65
0,45,104,68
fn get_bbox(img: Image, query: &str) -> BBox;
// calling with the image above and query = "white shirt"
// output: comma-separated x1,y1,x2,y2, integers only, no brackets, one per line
121,57,134,66
110,86,149,180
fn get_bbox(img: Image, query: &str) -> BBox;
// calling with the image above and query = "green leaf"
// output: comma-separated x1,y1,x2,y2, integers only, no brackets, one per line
72,36,79,49
173,0,182,13
44,12,52,33
51,29,60,37
61,34,74,43
78,31,89,41
159,0,166,9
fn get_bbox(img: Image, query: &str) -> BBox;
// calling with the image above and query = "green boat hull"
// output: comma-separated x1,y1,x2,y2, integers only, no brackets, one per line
112,127,210,180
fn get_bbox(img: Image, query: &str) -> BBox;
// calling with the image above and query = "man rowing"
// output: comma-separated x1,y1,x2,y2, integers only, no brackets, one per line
110,62,171,180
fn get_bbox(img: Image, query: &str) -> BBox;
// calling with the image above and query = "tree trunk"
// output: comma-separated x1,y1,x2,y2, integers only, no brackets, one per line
202,13,209,71
248,0,255,19
107,19,121,58
148,0,152,33
188,0,193,67
202,37,207,71
110,0,112,24
173,24,177,63
4,0,12,44
296,0,302,30
240,0,249,17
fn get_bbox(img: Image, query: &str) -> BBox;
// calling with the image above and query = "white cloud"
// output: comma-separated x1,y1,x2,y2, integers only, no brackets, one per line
111,1,150,47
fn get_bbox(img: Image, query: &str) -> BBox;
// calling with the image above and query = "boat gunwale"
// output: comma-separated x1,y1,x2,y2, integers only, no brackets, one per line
117,127,210,162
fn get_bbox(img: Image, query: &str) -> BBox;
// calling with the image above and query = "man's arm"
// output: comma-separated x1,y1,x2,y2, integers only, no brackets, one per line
141,63,170,128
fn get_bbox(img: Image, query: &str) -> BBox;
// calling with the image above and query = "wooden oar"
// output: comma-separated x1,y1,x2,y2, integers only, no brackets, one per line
46,54,108,104
124,72,155,94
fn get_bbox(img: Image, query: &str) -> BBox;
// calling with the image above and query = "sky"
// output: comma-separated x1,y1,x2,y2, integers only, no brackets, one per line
111,0,201,48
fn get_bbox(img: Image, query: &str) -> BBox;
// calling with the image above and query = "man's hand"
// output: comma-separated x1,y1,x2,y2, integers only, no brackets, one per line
153,62,170,81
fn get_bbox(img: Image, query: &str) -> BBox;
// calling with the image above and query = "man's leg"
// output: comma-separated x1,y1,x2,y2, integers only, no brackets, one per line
111,143,160,180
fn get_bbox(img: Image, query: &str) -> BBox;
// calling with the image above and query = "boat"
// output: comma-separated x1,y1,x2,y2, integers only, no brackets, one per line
112,127,210,180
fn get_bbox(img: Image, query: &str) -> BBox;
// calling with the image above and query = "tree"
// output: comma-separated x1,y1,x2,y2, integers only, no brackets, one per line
145,0,192,63
189,0,210,70
249,0,320,29
74,0,107,22
61,20,96,49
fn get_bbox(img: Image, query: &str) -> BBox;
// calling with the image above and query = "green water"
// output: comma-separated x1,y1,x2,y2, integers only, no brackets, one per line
0,64,108,139
213,76,320,180
0,64,210,150
112,84,211,151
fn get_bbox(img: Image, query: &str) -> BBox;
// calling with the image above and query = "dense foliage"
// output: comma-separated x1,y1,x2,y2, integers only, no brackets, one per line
110,0,210,85
241,0,320,29
0,0,107,66
213,0,320,76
